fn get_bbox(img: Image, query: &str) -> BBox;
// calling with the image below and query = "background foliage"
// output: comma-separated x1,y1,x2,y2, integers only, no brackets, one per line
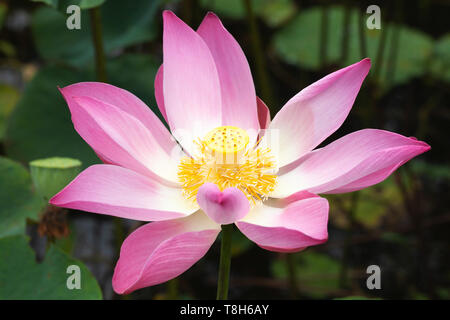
0,0,448,300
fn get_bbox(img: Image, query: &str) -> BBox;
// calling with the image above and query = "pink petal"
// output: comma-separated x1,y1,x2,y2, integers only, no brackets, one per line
236,195,329,252
50,164,196,221
196,183,250,225
273,129,431,197
60,82,178,160
263,59,371,167
257,97,271,130
162,10,222,153
154,65,168,123
197,12,259,142
112,212,220,294
60,94,182,183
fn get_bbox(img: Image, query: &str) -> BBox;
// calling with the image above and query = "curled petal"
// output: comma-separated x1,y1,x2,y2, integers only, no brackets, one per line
50,164,196,221
257,97,271,130
196,183,250,225
112,212,220,294
236,195,329,252
262,59,371,167
154,65,168,123
273,129,430,197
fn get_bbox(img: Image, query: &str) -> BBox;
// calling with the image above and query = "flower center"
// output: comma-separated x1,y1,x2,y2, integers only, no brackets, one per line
178,126,277,204
204,126,249,154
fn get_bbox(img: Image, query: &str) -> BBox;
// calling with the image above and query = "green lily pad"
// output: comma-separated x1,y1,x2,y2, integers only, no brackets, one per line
32,0,106,10
200,0,297,27
4,66,99,167
0,235,102,299
31,0,161,67
0,84,19,141
430,33,450,83
105,53,164,122
273,6,434,90
5,53,163,167
0,157,45,238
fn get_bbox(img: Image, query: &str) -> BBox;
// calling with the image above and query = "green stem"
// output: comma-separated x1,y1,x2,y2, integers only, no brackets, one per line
385,0,403,86
340,1,351,65
242,0,274,108
358,7,367,58
286,253,299,299
216,224,233,300
319,3,329,66
89,7,107,82
339,191,359,289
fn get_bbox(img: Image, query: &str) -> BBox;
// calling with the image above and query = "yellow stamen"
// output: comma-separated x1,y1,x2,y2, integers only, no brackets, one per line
178,126,277,205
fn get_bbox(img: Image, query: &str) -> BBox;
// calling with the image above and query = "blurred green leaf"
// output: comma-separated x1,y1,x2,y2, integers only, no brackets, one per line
31,0,161,67
54,222,75,254
32,0,107,11
0,84,19,141
437,288,450,299
411,161,450,180
74,0,106,9
334,296,381,300
0,40,16,57
105,53,164,122
430,33,450,83
200,0,296,27
0,235,102,299
5,53,163,166
0,157,45,239
353,178,402,228
327,177,404,229
380,232,410,245
272,252,340,298
5,66,99,167
256,0,297,27
201,0,243,19
0,2,7,29
273,6,433,90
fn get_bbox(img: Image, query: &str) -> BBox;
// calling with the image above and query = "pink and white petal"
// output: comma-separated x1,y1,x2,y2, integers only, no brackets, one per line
154,65,168,123
163,11,222,153
60,82,178,159
257,97,271,130
196,183,250,225
112,211,220,294
236,196,329,253
50,164,196,221
197,12,259,142
64,95,181,183
262,59,371,167
272,129,431,197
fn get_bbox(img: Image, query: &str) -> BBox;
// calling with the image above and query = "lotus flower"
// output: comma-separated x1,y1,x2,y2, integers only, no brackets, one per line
50,11,430,295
